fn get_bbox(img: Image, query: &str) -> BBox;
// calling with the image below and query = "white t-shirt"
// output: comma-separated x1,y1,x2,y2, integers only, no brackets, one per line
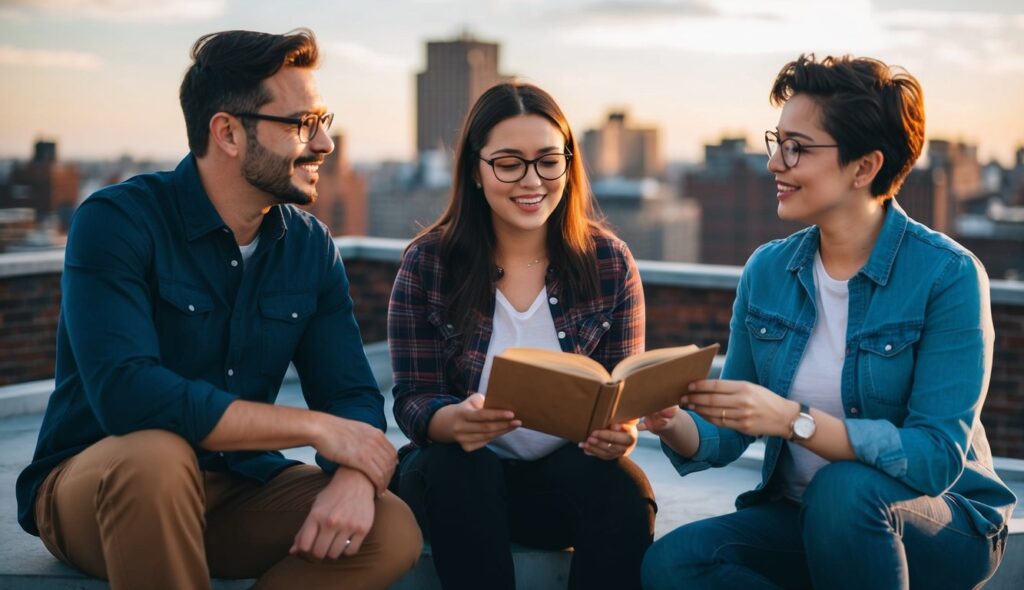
777,250,848,501
238,235,260,266
479,287,569,460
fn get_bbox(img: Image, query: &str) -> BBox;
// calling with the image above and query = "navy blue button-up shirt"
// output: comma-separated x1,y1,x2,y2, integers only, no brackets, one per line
17,155,384,535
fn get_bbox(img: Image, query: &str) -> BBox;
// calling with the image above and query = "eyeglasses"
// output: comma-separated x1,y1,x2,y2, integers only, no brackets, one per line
478,152,573,183
765,130,838,169
233,112,334,143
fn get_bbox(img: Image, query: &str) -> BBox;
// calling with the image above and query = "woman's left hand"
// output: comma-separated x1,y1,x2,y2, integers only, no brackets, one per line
581,420,638,460
682,379,797,438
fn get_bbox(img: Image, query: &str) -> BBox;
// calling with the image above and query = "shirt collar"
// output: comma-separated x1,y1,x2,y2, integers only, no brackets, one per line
173,153,289,243
786,200,909,286
174,154,229,242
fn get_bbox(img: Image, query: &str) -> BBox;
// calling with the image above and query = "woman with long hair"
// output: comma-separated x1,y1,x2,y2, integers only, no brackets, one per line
640,54,1015,589
388,81,655,590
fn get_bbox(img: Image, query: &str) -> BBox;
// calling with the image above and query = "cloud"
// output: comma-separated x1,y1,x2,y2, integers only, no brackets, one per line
0,45,102,69
564,1,889,55
323,41,414,71
3,0,226,22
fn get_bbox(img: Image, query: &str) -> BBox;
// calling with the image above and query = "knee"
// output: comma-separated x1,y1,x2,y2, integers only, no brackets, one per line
102,429,199,493
370,492,423,572
801,462,889,536
593,460,656,536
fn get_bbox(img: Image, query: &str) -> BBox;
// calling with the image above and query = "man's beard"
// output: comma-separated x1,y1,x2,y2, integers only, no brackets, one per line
242,134,318,206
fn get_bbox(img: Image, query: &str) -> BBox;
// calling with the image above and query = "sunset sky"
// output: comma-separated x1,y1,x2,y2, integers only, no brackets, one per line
1,0,1022,165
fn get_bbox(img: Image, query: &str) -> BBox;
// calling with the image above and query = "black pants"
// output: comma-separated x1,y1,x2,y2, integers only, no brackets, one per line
395,442,656,590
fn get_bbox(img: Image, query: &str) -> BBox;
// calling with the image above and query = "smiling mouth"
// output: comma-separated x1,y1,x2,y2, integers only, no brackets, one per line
776,181,800,197
512,194,545,206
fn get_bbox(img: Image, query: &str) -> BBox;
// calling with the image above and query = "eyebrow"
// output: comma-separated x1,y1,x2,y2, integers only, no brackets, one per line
487,146,562,157
285,105,328,118
776,128,816,142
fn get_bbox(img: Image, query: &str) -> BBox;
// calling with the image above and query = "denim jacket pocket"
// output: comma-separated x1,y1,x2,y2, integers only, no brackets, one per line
745,310,789,383
258,291,317,377
857,323,922,406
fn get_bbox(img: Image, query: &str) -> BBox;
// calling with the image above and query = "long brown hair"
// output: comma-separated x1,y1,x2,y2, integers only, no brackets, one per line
416,81,606,333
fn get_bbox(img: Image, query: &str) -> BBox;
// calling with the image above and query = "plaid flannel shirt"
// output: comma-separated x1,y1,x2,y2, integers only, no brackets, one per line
388,230,645,452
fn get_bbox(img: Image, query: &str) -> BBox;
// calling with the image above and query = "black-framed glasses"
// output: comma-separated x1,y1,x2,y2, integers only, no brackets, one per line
765,130,838,169
478,151,573,183
233,112,334,143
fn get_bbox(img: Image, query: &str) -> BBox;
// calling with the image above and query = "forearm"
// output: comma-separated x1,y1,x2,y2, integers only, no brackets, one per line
201,400,325,451
658,411,701,459
426,404,456,443
793,406,856,461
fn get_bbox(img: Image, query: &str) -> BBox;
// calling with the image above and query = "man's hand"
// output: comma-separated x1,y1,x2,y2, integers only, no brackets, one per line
290,469,376,561
428,393,522,452
580,420,638,460
312,416,397,494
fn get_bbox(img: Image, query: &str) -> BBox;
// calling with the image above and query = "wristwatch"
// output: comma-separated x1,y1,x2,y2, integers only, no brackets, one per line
789,403,816,442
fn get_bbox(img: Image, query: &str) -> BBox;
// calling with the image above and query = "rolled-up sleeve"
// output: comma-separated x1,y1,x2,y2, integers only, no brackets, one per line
846,254,992,496
62,197,236,446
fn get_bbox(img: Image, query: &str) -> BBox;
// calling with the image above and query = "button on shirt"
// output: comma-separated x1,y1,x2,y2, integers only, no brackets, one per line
16,155,384,536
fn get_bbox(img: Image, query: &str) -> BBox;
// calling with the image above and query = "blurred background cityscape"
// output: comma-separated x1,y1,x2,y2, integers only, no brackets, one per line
1,0,1022,278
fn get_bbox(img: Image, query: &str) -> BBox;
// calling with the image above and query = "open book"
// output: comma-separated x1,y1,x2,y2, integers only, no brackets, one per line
483,343,719,442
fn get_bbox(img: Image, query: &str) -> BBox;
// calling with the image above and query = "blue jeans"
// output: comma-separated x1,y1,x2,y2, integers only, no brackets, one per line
642,462,1008,590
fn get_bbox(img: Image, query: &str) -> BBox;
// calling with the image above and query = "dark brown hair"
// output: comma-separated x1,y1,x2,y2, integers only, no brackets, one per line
416,82,607,332
179,29,319,156
770,54,925,199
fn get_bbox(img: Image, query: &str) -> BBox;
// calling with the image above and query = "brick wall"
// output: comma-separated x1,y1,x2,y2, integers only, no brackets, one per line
2,242,1022,457
0,272,60,385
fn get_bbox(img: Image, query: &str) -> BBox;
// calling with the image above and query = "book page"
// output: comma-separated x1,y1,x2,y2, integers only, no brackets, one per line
610,345,698,381
499,348,612,382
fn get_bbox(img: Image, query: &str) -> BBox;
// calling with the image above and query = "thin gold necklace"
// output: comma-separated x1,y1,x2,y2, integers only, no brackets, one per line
495,257,547,278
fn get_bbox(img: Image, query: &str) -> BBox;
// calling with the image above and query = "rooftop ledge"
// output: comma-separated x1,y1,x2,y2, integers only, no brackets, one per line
3,236,1023,304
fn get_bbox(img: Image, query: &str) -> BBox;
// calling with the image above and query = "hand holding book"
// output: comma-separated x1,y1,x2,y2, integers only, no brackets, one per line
484,344,720,442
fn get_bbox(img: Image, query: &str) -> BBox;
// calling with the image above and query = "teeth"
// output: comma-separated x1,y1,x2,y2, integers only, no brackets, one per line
777,183,798,191
514,195,544,205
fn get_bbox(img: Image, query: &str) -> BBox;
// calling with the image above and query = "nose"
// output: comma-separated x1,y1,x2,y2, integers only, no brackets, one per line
519,162,543,187
309,122,334,155
766,145,787,174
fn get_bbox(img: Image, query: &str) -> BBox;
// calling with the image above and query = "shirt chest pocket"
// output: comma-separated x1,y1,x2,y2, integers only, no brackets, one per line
857,324,922,406
258,292,317,377
155,280,216,370
575,313,612,356
744,311,789,384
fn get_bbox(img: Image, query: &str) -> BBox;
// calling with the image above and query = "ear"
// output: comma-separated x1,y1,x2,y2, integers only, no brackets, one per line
208,112,245,159
851,149,884,191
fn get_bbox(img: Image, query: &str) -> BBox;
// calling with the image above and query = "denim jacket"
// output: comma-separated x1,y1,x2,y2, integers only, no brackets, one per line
661,202,1016,537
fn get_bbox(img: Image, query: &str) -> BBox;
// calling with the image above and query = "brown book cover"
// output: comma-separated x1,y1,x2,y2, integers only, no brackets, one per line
483,343,719,442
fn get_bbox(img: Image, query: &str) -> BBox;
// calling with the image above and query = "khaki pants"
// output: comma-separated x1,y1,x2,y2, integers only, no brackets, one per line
34,430,421,590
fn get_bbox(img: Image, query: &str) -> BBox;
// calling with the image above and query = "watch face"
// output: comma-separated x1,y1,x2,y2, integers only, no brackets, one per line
794,416,815,439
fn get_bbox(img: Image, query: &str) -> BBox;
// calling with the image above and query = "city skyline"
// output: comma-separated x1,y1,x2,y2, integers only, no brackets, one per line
1,0,1023,165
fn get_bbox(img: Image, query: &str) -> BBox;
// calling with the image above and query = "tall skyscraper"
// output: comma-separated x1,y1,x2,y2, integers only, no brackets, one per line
416,32,508,156
582,112,663,179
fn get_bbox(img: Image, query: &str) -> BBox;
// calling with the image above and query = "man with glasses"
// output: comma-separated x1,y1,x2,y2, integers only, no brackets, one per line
16,29,421,590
